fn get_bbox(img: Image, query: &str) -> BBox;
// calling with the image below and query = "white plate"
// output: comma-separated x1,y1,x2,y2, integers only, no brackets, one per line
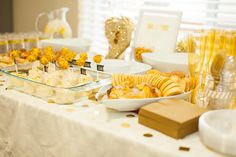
142,53,188,74
91,59,152,74
199,110,236,156
41,38,91,53
96,84,191,111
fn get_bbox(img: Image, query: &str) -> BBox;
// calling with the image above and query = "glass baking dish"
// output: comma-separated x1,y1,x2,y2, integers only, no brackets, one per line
0,64,111,104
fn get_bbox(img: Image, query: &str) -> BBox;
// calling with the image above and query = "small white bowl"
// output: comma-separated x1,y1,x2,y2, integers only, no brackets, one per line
41,38,91,53
142,53,188,74
199,110,236,156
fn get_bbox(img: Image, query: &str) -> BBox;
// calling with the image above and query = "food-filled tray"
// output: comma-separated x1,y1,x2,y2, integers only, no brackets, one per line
0,63,111,104
96,71,195,111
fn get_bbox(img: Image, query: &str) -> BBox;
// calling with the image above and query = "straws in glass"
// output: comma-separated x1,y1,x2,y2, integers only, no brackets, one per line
187,29,236,109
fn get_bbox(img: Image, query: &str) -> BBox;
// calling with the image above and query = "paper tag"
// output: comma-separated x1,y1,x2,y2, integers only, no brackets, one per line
80,68,87,75
44,65,48,72
71,59,77,65
84,61,91,68
97,64,104,71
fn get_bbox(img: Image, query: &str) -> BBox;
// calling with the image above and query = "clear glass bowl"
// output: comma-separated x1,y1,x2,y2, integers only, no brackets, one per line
1,64,111,104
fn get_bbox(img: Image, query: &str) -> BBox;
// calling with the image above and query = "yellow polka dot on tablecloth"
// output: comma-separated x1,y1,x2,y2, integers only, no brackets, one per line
120,122,131,128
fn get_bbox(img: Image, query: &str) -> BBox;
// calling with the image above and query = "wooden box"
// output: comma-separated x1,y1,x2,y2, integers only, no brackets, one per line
139,99,208,139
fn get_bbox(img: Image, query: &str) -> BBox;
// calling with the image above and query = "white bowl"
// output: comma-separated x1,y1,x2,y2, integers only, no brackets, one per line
142,53,188,74
199,110,236,156
101,59,131,73
41,38,91,53
91,59,152,74
96,84,191,111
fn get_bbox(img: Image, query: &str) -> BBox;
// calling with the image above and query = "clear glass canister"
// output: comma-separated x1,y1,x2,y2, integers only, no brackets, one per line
0,35,9,53
196,56,236,109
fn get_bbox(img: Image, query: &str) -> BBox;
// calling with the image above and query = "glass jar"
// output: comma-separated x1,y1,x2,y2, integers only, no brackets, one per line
196,56,236,109
24,32,39,50
0,35,9,54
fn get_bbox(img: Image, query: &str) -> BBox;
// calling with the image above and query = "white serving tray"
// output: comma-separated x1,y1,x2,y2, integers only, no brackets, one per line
96,84,191,111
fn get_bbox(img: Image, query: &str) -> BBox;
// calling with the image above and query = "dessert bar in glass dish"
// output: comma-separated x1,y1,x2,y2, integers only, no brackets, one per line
0,63,111,104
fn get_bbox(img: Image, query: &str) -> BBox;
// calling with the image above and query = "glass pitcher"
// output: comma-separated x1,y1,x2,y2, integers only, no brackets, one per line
35,7,72,38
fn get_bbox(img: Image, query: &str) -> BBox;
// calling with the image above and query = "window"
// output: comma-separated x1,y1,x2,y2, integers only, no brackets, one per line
78,0,236,54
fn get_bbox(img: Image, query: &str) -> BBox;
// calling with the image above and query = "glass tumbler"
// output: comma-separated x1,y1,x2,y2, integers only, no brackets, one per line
0,35,9,54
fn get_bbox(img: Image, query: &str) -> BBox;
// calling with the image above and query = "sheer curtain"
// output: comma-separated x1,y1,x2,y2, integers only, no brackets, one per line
78,0,236,54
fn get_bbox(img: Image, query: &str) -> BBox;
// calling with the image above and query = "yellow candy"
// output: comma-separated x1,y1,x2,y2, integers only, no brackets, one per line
44,49,54,55
134,47,152,62
72,51,77,58
26,55,37,62
60,47,70,55
57,57,69,69
76,58,86,66
9,50,19,58
30,48,40,57
93,55,102,64
40,56,49,65
45,54,55,62
80,52,88,60
64,51,76,61
43,50,55,62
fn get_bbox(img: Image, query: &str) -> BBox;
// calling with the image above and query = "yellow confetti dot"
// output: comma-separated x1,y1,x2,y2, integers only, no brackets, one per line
47,99,55,104
120,122,131,128
66,107,75,112
81,104,89,108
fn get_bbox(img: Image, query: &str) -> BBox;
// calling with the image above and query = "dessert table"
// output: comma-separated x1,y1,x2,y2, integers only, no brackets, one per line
0,87,226,157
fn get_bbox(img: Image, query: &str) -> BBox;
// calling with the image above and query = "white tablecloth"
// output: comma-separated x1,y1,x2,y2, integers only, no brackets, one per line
0,87,226,157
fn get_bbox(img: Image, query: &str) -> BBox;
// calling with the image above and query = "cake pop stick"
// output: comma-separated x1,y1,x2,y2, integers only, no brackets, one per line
9,50,19,73
93,55,103,81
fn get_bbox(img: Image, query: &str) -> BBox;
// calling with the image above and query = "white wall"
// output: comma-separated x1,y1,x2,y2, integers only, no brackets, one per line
13,0,79,36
